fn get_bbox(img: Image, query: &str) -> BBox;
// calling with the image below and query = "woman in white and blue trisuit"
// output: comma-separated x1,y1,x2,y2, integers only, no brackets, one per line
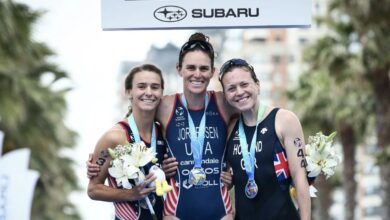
219,58,311,220
87,64,166,220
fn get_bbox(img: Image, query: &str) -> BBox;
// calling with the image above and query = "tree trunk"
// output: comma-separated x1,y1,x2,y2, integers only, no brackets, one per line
339,122,357,220
313,175,332,220
372,67,390,220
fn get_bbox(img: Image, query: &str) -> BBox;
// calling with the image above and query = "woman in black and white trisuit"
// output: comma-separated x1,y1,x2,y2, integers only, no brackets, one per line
219,59,311,220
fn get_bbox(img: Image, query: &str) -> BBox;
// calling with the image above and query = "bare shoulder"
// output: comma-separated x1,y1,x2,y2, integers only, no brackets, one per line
162,94,176,106
214,90,236,122
275,108,303,141
157,94,176,126
97,125,127,150
276,108,300,123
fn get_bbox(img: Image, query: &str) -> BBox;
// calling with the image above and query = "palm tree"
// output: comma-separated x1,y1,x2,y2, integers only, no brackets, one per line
330,1,390,218
0,1,80,219
288,14,374,219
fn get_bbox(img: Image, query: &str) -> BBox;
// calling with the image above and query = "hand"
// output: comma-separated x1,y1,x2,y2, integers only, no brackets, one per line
162,154,178,178
86,153,101,179
221,169,233,189
131,173,157,201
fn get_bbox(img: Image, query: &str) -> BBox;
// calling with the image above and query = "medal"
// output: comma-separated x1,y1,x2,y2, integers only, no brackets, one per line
245,180,258,199
189,167,206,186
238,103,265,199
181,94,209,186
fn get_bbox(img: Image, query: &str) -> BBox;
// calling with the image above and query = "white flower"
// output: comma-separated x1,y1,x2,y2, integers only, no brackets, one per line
305,132,340,179
107,141,157,188
128,142,156,168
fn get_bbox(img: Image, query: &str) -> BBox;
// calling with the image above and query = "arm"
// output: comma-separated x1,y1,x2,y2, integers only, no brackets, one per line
87,127,156,202
156,94,175,131
276,109,311,220
156,95,179,178
220,117,238,190
214,91,238,125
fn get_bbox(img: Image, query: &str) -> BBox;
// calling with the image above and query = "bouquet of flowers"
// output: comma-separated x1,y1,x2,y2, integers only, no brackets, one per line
290,131,341,199
107,141,157,189
305,131,341,179
107,141,158,215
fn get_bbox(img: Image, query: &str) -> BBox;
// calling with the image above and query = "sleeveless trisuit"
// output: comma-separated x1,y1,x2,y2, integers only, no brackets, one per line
108,121,166,220
163,92,233,220
226,108,300,220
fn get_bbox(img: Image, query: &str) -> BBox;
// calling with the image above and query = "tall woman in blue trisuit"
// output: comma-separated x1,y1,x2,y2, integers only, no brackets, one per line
219,59,311,220
156,33,234,220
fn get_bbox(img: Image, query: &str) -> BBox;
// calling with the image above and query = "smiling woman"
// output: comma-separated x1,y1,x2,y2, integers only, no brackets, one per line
219,58,311,220
87,64,168,220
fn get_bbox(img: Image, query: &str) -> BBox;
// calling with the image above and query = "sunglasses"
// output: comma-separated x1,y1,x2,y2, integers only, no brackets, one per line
219,58,256,81
180,40,214,56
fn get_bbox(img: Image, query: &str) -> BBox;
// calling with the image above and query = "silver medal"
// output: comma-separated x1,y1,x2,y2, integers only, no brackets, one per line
245,180,258,199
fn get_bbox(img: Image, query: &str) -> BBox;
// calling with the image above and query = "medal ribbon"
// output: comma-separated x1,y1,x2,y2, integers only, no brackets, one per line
181,93,209,168
128,113,156,153
238,103,265,181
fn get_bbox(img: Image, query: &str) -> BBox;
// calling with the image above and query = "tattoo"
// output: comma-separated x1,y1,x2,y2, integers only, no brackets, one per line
296,148,307,168
297,149,304,157
293,138,303,148
96,150,109,166
300,158,308,168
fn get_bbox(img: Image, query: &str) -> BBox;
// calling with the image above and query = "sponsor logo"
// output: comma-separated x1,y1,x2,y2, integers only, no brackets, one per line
175,106,184,116
154,6,187,22
153,6,260,23
260,127,268,134
182,179,193,189
192,8,260,18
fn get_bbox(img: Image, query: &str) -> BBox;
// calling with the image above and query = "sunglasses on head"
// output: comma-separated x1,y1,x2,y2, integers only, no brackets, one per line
219,58,256,81
180,40,214,56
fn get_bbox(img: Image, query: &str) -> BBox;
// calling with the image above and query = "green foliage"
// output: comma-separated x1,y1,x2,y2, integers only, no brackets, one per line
0,0,80,219
289,0,390,219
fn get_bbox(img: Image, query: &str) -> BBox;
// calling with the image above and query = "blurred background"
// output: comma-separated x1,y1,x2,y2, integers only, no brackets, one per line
0,0,389,219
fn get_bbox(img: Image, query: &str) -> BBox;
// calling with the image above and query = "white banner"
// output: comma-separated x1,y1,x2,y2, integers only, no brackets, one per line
101,0,311,30
0,148,39,220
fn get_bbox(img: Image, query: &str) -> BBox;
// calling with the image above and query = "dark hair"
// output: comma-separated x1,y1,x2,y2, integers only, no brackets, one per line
178,32,215,69
125,64,164,90
125,64,164,117
218,58,259,90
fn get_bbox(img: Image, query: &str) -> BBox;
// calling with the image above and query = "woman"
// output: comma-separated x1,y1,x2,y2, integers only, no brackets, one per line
87,64,167,220
219,58,311,220
156,33,234,220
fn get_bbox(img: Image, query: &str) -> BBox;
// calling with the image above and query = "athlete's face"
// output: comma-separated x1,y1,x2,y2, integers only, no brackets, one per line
128,70,163,112
178,50,214,95
222,67,260,112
